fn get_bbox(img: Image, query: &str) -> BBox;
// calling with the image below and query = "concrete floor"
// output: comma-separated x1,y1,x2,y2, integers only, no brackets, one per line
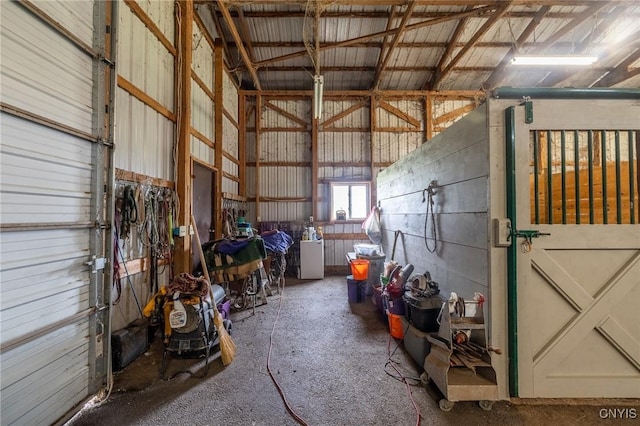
67,275,635,426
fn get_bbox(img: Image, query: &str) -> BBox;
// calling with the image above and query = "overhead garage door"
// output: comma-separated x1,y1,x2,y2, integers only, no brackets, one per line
511,99,640,397
0,1,114,424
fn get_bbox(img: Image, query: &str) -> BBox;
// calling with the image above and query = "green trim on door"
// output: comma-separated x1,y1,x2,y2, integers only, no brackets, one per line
505,106,518,397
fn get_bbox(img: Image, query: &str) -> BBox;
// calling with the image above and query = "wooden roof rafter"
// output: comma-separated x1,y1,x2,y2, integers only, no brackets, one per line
253,5,500,69
218,1,262,90
236,7,258,68
205,2,234,70
593,48,640,87
264,100,309,128
372,2,417,90
321,99,369,128
432,2,511,90
483,5,551,90
424,5,471,90
378,100,421,129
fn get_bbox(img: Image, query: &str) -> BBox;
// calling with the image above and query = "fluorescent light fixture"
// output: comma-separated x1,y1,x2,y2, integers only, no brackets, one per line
313,75,323,120
511,55,598,66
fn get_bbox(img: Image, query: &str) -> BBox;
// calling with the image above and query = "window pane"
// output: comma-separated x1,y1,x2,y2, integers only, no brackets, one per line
332,185,349,220
350,185,368,219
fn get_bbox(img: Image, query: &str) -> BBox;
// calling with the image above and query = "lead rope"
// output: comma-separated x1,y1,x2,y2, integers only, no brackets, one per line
422,182,437,253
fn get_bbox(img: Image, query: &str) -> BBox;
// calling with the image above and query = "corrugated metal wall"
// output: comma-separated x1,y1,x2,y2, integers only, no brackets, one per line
246,95,480,268
112,0,177,331
0,1,111,424
190,21,215,166
223,71,240,194
116,0,174,179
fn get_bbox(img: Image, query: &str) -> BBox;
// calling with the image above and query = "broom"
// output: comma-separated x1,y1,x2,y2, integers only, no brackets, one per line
191,215,236,366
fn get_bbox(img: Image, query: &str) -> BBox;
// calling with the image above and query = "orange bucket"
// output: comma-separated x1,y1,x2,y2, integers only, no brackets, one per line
350,259,369,280
387,311,404,339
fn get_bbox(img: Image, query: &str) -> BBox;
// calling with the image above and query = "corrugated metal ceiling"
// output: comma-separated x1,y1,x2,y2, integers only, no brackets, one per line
198,1,640,92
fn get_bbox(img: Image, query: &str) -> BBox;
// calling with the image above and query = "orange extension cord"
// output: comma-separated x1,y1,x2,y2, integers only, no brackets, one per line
387,328,422,426
266,276,310,426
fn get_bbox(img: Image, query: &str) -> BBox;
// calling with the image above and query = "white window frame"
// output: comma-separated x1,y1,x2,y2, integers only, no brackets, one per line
329,181,371,221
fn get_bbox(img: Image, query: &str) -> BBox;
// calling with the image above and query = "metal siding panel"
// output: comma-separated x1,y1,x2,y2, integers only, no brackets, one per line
222,156,238,177
0,1,94,134
191,80,215,141
319,131,368,163
247,132,256,162
192,23,214,84
259,167,310,198
262,132,310,162
119,2,174,111
222,177,238,195
223,116,239,158
246,167,257,198
114,88,176,178
31,0,95,45
223,71,239,122
191,135,215,166
137,0,175,43
260,202,311,222
115,89,133,171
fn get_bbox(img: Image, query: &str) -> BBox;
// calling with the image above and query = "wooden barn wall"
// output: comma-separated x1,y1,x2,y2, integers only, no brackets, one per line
244,94,482,269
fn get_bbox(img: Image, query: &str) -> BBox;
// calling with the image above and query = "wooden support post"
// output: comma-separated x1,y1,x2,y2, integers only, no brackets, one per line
175,0,193,275
425,94,433,141
239,93,246,198
370,94,377,206
256,94,262,221
214,41,224,240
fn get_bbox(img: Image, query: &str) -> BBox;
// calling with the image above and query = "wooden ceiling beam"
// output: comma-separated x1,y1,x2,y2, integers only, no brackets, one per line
253,5,499,68
218,1,262,90
432,2,511,90
321,99,369,127
373,1,416,90
483,5,551,90
249,41,612,50
264,101,308,126
221,10,610,20
236,7,257,66
258,66,495,72
593,49,640,87
205,3,234,70
425,6,471,90
241,89,485,98
219,1,635,6
375,5,397,87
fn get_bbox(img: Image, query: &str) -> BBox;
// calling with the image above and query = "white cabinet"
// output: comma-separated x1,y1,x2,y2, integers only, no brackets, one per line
299,240,324,279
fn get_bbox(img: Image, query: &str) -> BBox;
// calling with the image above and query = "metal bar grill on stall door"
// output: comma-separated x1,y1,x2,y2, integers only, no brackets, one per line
530,129,638,225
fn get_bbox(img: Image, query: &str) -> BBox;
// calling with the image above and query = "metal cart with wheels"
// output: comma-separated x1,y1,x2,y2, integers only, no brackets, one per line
422,296,499,411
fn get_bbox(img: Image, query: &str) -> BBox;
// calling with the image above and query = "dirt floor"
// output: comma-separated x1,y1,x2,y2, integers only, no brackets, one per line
66,275,638,426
